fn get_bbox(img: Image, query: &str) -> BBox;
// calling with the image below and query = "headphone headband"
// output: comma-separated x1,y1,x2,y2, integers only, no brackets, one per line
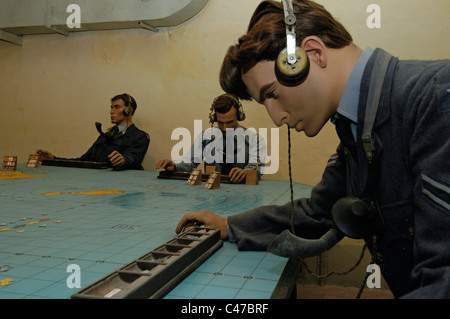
275,0,310,86
282,0,297,66
212,93,242,109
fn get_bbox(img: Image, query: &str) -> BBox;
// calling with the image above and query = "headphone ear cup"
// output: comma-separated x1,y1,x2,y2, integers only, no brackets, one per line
209,106,216,124
275,47,310,86
237,105,246,121
123,93,133,116
123,107,131,116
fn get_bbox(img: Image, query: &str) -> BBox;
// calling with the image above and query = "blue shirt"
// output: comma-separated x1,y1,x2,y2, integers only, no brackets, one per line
117,123,128,133
336,47,373,140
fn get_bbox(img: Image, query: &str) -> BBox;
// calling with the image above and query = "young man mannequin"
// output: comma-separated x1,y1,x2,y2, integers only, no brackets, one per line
175,0,450,298
156,93,265,183
37,93,150,170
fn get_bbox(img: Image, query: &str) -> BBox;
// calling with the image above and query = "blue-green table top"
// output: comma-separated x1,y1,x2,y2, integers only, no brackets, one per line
0,165,312,299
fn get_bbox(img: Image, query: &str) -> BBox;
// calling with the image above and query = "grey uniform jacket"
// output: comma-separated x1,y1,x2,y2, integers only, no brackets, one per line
228,49,450,298
174,125,265,178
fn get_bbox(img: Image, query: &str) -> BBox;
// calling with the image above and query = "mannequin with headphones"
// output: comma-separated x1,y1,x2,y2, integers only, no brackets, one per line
176,0,450,298
37,93,150,170
156,93,265,183
275,0,383,240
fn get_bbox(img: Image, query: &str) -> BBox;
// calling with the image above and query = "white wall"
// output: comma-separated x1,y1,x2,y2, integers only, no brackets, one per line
1,0,448,185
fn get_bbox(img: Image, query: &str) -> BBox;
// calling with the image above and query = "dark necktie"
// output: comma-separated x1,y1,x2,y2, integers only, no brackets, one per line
335,117,357,160
111,126,119,135
104,126,118,143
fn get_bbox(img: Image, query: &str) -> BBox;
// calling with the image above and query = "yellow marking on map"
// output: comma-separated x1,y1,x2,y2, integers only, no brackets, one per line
0,278,15,286
41,190,125,196
0,171,48,180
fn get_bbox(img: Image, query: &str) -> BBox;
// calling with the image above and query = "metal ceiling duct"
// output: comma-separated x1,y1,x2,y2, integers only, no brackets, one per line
0,0,209,45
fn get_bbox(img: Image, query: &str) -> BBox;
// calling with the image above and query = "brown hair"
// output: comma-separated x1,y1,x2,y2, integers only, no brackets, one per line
220,0,353,100
212,93,241,114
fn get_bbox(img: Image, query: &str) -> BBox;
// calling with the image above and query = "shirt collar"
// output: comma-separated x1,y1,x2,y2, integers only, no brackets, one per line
117,122,132,133
336,47,374,123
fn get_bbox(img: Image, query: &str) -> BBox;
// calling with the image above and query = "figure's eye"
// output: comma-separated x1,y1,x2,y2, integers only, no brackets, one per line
265,90,277,100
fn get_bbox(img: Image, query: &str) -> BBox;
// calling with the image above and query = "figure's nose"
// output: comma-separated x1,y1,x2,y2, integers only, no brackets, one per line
265,103,288,127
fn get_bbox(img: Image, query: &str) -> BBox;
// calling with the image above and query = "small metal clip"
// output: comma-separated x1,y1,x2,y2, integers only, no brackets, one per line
362,134,375,163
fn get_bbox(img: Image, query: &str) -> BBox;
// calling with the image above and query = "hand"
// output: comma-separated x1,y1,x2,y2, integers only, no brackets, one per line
36,149,54,160
108,150,125,167
155,159,175,171
176,210,229,240
229,167,246,183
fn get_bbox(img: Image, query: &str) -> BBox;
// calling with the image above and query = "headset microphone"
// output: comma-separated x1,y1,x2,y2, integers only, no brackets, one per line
275,0,310,86
95,122,115,144
331,197,377,239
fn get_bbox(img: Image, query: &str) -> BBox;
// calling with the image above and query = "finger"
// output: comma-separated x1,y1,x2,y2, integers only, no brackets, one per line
176,216,191,234
111,156,123,166
155,160,165,169
166,162,175,171
156,159,167,169
110,158,119,166
180,221,199,233
108,153,117,164
162,160,170,169
228,168,237,180
162,160,175,171
109,153,119,162
109,153,122,165
159,160,171,169
175,212,204,234
229,168,241,182
234,170,246,183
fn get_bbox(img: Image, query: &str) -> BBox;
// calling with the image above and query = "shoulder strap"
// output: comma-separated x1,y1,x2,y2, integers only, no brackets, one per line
362,49,392,163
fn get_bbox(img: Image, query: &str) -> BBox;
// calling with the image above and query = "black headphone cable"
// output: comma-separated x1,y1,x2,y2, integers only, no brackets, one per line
287,125,296,235
286,125,372,299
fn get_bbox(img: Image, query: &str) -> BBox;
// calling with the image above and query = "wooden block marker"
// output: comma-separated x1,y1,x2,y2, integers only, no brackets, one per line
2,156,17,171
205,165,216,175
27,154,40,168
245,170,258,185
205,171,220,189
186,169,202,186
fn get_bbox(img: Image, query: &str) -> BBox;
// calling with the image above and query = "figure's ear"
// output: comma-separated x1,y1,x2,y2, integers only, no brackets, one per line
301,36,328,68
